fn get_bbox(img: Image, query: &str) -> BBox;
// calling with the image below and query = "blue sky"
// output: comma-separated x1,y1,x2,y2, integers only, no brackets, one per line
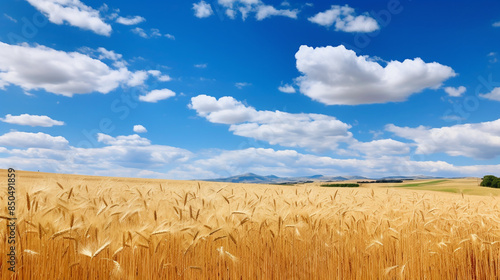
1,0,500,179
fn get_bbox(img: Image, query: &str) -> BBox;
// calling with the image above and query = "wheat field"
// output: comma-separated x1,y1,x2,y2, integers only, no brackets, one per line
1,170,500,279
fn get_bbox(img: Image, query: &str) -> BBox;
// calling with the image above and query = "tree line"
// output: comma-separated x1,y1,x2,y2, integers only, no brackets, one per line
480,175,500,188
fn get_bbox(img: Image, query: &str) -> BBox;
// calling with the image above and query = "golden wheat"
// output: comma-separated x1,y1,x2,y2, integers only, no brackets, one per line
1,170,500,279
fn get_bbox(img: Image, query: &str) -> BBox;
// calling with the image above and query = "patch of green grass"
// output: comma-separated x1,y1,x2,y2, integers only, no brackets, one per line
392,179,449,188
384,178,500,196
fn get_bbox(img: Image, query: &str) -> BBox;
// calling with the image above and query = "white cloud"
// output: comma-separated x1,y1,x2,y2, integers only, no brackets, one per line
444,86,466,97
386,118,500,159
126,71,149,87
139,89,176,103
308,5,379,33
0,131,68,149
97,47,122,61
97,133,150,146
116,15,145,25
278,84,296,93
151,28,162,37
480,87,500,101
295,45,456,105
0,42,146,97
131,27,148,38
194,64,208,68
26,0,111,36
349,139,410,157
85,134,192,169
190,95,254,124
193,1,214,18
1,114,64,127
217,0,298,21
191,94,500,162
190,94,353,152
148,70,172,82
132,27,162,38
255,4,298,20
1,131,499,179
165,34,175,40
493,21,500,27
78,46,127,67
0,132,192,176
224,8,236,19
133,125,147,133
158,75,172,82
235,82,251,89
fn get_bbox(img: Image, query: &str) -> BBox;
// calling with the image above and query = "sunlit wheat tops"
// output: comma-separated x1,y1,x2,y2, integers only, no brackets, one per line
1,172,500,279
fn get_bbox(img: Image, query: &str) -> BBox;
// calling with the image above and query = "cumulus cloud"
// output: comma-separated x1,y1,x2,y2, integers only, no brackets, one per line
480,87,500,101
194,64,208,68
1,114,64,127
26,0,111,36
256,4,298,20
349,139,410,157
116,15,145,25
216,0,298,20
126,71,149,87
189,94,353,152
193,1,214,18
147,70,172,82
133,125,147,133
0,42,146,97
131,27,148,38
139,89,176,103
444,86,466,97
0,132,192,175
386,118,500,159
151,28,162,37
84,134,191,169
295,45,456,105
131,27,163,38
278,84,296,93
77,47,126,67
190,95,254,124
0,131,68,149
97,47,123,61
493,21,500,27
97,133,150,146
0,131,498,179
308,5,379,32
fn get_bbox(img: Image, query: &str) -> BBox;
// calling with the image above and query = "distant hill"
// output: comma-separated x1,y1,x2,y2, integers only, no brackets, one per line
203,173,369,184
201,173,447,184
380,175,444,180
203,173,281,184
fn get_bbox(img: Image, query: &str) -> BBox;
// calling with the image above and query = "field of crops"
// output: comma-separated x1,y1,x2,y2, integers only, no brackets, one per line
1,170,500,279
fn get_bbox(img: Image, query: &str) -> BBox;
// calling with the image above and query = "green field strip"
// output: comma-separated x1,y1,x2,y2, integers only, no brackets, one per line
391,179,449,188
